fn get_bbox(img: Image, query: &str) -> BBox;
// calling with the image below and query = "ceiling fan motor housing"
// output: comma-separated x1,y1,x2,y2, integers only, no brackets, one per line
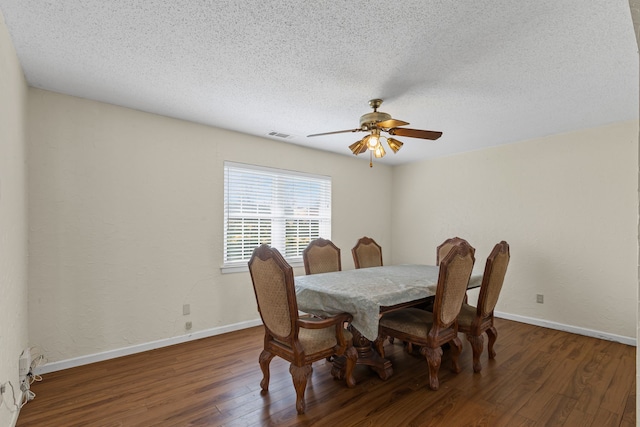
359,111,392,130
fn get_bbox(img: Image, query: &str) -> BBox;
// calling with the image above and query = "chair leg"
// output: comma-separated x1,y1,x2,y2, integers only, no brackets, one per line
449,336,463,374
259,350,275,391
290,364,313,414
487,326,498,359
467,333,485,373
421,346,443,390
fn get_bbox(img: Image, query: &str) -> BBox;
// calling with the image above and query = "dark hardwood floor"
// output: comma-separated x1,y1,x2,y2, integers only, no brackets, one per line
16,318,636,426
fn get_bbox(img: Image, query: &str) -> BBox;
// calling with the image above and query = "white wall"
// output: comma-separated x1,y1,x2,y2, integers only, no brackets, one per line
26,88,393,365
0,10,28,427
391,121,639,340
629,0,640,419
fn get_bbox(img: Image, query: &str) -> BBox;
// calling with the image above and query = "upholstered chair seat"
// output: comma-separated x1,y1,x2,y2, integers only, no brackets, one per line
457,241,510,373
375,241,475,391
249,244,357,414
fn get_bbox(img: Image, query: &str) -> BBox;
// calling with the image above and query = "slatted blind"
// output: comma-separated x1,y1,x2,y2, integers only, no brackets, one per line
223,161,331,269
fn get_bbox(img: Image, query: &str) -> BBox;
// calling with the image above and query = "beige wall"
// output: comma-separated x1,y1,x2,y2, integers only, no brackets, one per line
25,88,640,370
628,0,640,421
391,121,639,339
26,88,393,365
0,10,28,427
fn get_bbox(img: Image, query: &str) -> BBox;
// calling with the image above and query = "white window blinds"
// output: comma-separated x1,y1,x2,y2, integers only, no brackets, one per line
223,162,331,270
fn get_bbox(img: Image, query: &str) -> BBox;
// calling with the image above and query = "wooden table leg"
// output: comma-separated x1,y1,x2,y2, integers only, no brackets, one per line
333,325,393,380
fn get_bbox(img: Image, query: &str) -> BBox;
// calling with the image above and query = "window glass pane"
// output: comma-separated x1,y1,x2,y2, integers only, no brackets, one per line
223,162,331,268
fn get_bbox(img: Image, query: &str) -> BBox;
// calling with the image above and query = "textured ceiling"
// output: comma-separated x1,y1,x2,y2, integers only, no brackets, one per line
0,1,637,165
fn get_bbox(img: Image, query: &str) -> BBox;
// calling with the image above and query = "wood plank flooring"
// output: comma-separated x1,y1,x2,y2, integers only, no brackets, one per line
16,319,636,426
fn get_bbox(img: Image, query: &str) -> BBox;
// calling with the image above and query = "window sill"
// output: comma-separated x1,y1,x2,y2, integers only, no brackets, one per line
221,260,304,274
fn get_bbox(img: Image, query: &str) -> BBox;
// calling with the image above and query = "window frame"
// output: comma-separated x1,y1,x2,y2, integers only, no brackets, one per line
222,161,332,273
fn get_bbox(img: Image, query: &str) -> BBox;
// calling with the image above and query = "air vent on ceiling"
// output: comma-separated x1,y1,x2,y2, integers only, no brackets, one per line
268,131,293,139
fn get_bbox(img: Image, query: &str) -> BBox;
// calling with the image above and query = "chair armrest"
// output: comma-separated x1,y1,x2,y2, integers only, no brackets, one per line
299,313,353,352
297,313,352,329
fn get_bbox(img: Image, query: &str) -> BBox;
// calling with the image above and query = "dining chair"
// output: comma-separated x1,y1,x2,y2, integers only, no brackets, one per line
302,238,341,275
457,241,510,373
248,244,357,414
374,241,475,391
436,236,475,265
434,237,476,309
351,236,383,269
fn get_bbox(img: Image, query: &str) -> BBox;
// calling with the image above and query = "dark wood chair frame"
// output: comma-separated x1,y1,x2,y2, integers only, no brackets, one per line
375,242,475,391
302,237,342,275
351,236,383,269
436,236,475,266
248,244,357,414
457,241,510,373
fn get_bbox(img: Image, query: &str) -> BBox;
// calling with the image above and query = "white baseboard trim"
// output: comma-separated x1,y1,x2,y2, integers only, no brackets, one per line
495,311,636,346
34,312,636,375
34,318,263,375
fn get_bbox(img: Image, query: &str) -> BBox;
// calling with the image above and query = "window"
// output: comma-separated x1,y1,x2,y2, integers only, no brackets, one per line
223,161,331,272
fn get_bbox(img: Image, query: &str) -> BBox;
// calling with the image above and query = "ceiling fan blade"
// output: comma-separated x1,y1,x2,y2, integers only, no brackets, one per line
307,128,362,137
376,119,409,129
388,127,443,140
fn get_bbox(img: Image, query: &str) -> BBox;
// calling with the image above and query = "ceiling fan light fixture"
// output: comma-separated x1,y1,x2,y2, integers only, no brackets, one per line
349,139,366,155
387,137,404,153
367,129,380,149
308,99,443,166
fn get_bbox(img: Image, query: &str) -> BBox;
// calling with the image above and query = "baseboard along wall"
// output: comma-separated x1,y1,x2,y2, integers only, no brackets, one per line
34,312,635,376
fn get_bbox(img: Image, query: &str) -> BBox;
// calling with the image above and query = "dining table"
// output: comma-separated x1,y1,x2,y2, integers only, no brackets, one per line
295,264,483,379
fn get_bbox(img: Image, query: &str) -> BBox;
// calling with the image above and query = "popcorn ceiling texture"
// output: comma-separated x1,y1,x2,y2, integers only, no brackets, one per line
0,0,637,165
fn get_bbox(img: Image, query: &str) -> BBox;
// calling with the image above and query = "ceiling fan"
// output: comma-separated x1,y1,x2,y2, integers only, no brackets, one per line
307,99,442,167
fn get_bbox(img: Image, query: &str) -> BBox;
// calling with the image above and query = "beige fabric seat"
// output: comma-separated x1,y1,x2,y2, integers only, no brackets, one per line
375,241,475,390
457,241,510,373
303,238,341,275
248,244,357,414
351,236,383,269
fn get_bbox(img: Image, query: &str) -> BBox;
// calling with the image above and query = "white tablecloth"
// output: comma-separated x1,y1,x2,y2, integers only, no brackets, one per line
295,264,482,341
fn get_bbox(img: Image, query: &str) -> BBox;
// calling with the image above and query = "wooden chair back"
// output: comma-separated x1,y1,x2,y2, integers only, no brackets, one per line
303,238,341,275
476,241,510,318
351,236,383,269
436,236,475,266
248,244,357,414
248,244,298,344
375,240,475,391
457,240,510,373
432,242,476,334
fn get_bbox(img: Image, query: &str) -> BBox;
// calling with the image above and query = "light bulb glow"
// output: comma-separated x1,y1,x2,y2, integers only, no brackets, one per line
368,134,379,149
367,129,381,149
374,143,386,158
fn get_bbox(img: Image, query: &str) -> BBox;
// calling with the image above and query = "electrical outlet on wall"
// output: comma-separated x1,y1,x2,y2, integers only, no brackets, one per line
536,294,544,304
19,348,32,378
